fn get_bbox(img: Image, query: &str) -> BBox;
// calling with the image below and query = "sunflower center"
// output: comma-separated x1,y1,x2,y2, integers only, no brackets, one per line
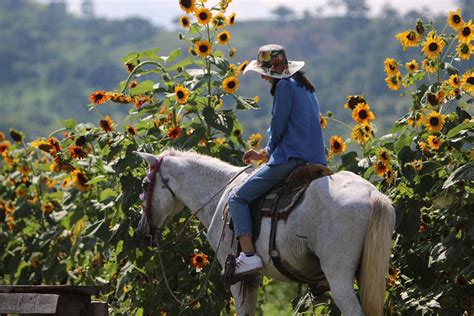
334,142,340,150
428,42,438,51
199,44,209,53
460,44,469,53
454,77,460,84
77,173,88,184
196,256,203,263
94,94,104,101
453,15,461,23
177,90,184,98
407,32,415,40
467,77,474,84
389,64,395,70
227,81,236,89
429,117,439,126
182,18,189,26
382,152,389,160
220,33,228,41
240,63,248,71
230,16,235,24
358,110,368,119
199,12,208,20
181,0,192,9
462,27,471,36
410,64,415,70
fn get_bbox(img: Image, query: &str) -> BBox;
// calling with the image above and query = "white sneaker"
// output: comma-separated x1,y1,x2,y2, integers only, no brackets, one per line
234,252,263,276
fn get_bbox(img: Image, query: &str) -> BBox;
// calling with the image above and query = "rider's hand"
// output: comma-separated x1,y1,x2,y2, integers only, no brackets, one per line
242,149,265,164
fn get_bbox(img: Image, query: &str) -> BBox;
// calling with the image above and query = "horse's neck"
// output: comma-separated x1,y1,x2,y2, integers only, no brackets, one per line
168,154,241,229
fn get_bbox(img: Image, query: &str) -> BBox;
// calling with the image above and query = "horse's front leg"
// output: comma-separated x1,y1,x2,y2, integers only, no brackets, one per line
230,275,262,316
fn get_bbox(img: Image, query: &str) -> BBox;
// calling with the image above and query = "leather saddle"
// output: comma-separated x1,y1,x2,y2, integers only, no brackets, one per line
224,163,332,294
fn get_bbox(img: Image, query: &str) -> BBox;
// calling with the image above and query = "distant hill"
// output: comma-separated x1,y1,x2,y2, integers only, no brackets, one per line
1,0,469,141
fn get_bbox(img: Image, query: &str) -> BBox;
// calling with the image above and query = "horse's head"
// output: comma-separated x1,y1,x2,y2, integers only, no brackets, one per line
135,152,185,240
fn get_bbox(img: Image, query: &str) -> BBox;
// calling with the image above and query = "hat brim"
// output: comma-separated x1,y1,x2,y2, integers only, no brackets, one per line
243,60,305,79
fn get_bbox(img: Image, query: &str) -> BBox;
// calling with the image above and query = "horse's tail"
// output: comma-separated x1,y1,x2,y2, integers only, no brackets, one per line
359,190,396,316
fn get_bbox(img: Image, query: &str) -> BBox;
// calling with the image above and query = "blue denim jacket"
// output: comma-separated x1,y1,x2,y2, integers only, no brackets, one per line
265,78,327,166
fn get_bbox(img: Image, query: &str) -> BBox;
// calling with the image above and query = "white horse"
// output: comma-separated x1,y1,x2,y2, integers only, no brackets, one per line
137,149,396,316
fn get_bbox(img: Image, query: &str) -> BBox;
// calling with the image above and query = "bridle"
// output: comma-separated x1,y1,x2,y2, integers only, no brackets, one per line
141,155,176,239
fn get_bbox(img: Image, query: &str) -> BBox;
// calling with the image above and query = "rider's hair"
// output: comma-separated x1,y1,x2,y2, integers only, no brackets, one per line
270,71,316,96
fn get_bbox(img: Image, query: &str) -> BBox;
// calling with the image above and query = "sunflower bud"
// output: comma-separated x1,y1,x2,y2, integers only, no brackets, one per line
75,136,86,146
178,33,184,40
177,66,183,73
9,129,23,143
327,111,333,118
162,74,171,82
416,20,424,35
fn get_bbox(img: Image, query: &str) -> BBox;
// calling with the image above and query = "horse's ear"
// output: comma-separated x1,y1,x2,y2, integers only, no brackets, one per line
134,151,158,166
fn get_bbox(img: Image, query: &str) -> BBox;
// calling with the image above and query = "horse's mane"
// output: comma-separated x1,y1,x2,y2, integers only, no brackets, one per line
163,148,240,174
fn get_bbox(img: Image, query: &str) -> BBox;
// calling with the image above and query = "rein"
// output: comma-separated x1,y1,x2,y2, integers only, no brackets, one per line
142,157,252,306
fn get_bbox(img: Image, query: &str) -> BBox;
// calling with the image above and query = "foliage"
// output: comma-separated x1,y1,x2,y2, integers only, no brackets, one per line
0,1,473,316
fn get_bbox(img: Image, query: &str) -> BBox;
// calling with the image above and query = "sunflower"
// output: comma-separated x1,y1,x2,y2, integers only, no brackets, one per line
384,58,399,76
236,60,249,75
0,141,10,154
175,85,190,104
132,95,151,109
405,60,419,73
179,16,191,28
16,186,27,198
71,169,90,192
167,126,183,139
351,124,370,144
376,148,391,163
127,125,137,136
352,103,375,124
247,133,262,148
68,145,87,159
427,135,442,150
458,20,474,44
19,165,30,175
421,31,445,59
422,59,437,73
188,47,197,56
6,215,15,231
254,96,260,103
222,76,239,94
385,73,402,91
228,13,236,26
212,13,226,28
100,115,114,132
457,42,473,60
320,114,328,129
436,90,446,105
329,135,346,155
61,177,72,189
395,30,421,50
191,253,209,271
384,167,395,184
41,202,55,214
461,71,474,94
194,40,212,58
0,131,4,141
448,74,461,88
448,8,464,30
344,95,367,110
217,30,231,45
229,47,237,58
424,111,445,133
387,267,400,288
179,0,195,14
194,7,212,25
410,160,424,171
89,90,111,105
373,160,389,177
449,87,462,98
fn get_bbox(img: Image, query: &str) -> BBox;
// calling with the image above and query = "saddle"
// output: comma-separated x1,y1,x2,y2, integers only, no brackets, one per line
224,163,332,294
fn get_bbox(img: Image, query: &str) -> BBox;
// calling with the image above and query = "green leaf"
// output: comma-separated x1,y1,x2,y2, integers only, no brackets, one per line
163,48,181,63
100,188,117,201
167,57,193,72
202,107,233,134
87,175,107,185
129,80,155,96
233,95,259,110
60,118,77,129
446,121,474,139
442,161,474,189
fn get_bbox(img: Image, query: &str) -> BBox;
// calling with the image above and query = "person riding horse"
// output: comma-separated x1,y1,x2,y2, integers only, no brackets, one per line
228,44,327,276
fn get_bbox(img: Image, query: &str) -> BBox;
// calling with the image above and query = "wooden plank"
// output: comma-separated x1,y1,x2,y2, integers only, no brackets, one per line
0,293,59,313
89,302,109,316
0,285,103,296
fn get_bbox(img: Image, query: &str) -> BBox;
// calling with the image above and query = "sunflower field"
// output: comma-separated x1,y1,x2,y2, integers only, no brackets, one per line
0,0,473,315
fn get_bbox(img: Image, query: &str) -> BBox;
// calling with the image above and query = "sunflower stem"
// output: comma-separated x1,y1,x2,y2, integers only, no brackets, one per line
328,117,353,131
48,127,67,138
120,61,166,94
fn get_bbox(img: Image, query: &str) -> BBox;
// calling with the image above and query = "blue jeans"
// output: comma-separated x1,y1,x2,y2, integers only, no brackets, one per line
228,158,305,238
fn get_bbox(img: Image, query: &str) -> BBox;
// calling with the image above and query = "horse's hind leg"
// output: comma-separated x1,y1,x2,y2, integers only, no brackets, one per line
230,275,262,316
322,263,364,315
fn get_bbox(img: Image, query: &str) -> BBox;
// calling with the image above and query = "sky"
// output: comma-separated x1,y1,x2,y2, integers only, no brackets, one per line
37,0,459,27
